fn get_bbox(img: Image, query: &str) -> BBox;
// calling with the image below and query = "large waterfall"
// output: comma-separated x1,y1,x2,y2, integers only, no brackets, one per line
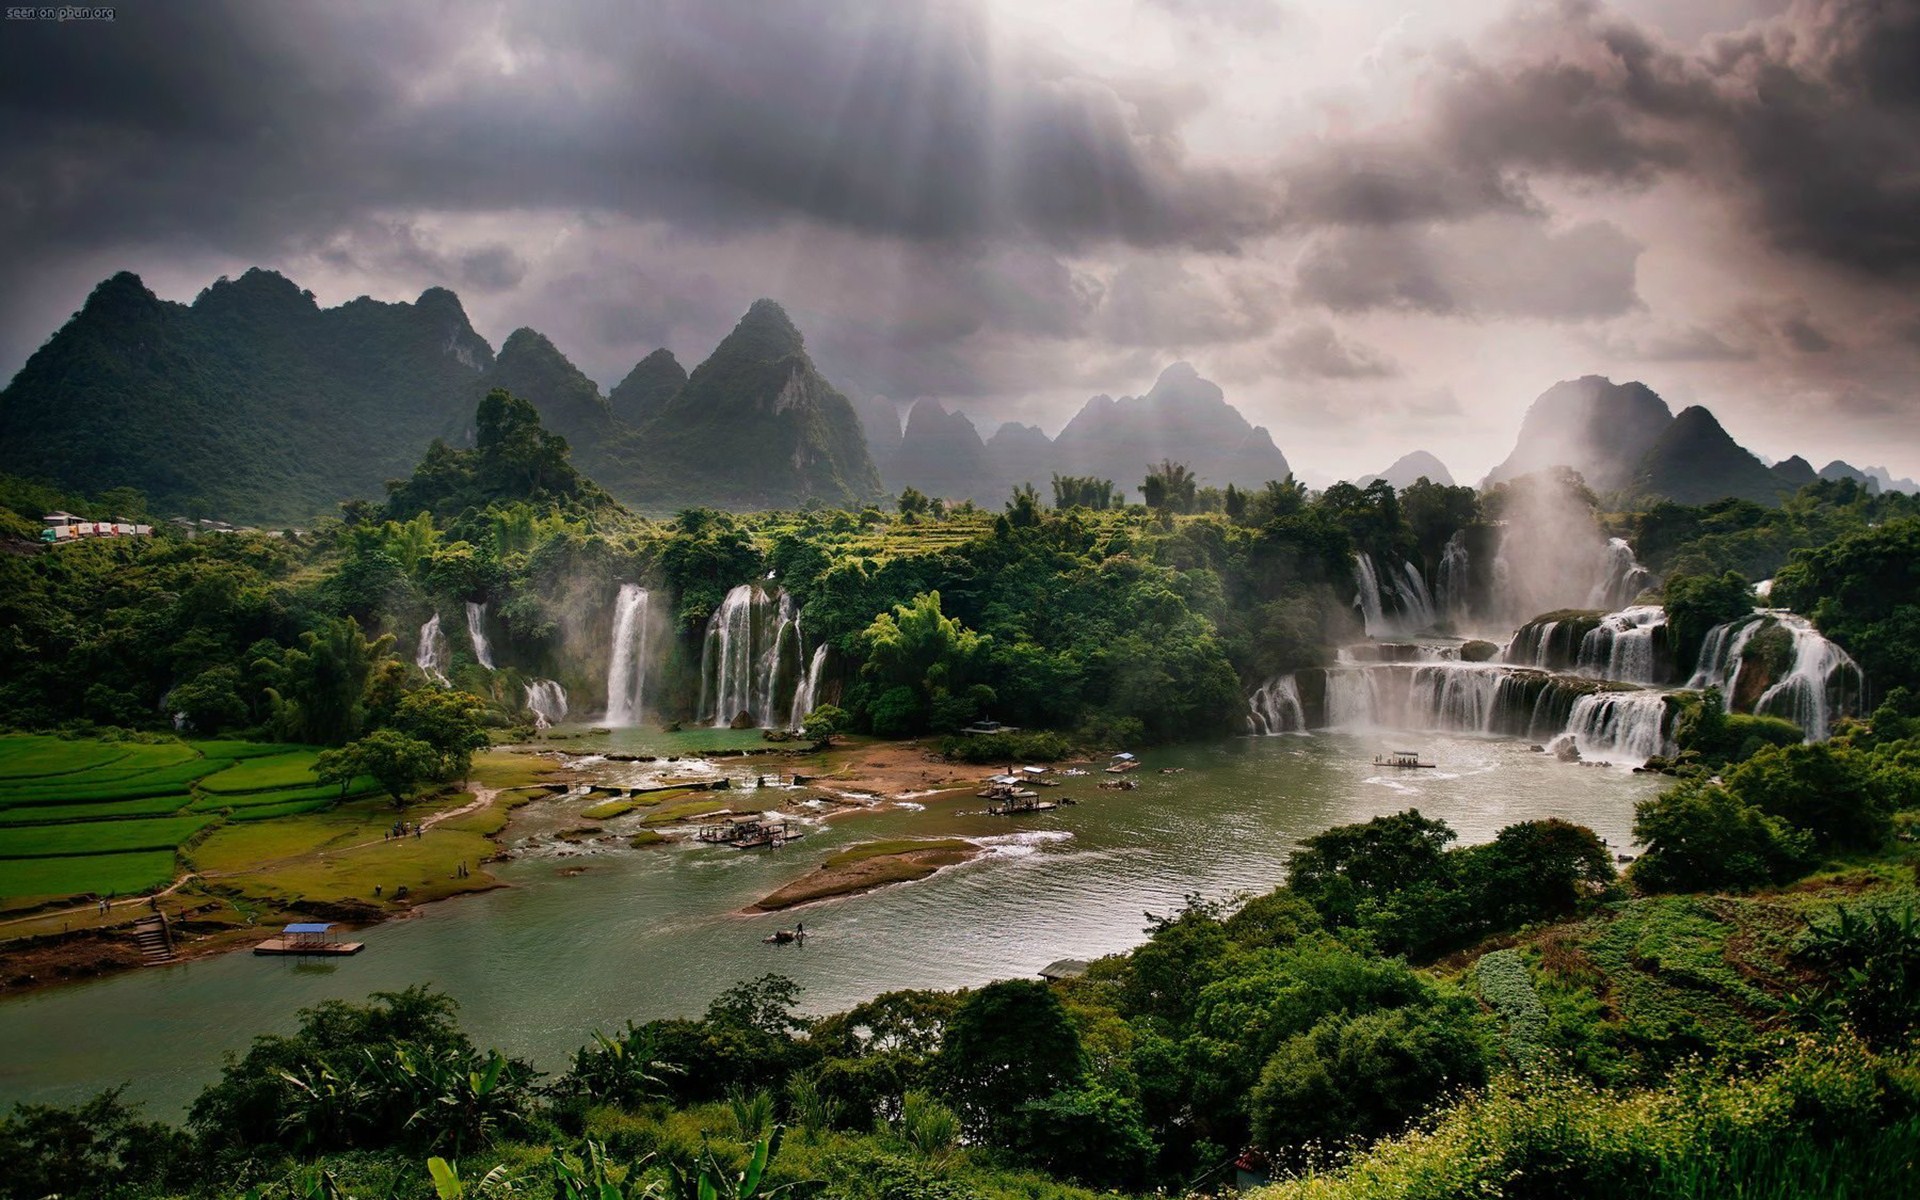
465,601,496,670
524,680,569,729
790,643,830,726
415,614,449,685
603,584,656,727
1689,610,1863,739
1575,605,1667,684
700,584,804,728
1352,553,1438,638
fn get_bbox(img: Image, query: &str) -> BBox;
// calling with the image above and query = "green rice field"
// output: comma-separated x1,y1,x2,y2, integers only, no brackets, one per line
0,735,376,902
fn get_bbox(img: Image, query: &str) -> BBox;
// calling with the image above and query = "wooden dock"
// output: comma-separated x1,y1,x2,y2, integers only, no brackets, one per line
254,937,364,956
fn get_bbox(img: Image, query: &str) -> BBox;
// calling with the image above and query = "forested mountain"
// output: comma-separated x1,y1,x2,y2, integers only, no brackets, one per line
0,273,883,520
0,270,491,523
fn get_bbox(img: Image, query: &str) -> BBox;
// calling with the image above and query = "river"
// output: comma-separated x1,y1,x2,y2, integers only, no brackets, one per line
0,729,1661,1118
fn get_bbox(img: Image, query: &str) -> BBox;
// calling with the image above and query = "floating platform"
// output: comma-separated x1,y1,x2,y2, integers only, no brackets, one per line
254,937,364,956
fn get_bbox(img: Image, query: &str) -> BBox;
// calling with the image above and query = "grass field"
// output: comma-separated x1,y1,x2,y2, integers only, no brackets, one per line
0,735,382,903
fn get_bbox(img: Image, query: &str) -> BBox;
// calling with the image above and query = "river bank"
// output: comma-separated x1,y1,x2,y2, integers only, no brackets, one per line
0,736,991,996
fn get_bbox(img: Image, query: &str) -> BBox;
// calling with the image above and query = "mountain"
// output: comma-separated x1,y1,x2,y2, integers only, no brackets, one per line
1632,406,1791,506
888,400,990,501
1862,465,1918,495
0,272,887,518
984,422,1056,500
1770,455,1819,490
1358,450,1453,490
639,300,882,509
1052,362,1291,492
1486,376,1674,492
1818,460,1880,491
608,349,686,426
0,270,491,523
481,328,614,446
852,395,904,482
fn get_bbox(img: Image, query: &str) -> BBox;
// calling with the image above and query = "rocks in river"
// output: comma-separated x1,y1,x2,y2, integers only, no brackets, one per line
729,710,757,730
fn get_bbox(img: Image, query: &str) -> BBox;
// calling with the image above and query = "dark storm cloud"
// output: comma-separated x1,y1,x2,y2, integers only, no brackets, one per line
0,0,1275,263
1294,217,1644,319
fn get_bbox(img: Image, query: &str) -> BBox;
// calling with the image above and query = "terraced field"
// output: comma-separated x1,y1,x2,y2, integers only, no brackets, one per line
0,736,375,904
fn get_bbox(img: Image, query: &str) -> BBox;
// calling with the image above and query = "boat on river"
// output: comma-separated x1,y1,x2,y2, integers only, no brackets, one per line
1373,750,1437,769
1105,752,1140,773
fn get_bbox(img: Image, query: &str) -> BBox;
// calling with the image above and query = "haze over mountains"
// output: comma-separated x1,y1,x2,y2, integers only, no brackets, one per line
0,269,1911,523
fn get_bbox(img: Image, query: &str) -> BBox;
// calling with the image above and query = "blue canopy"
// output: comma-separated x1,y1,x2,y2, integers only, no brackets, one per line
284,922,333,933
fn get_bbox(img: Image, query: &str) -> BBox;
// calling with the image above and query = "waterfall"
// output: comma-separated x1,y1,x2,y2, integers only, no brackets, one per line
604,583,653,727
1586,538,1653,610
1576,605,1666,684
465,601,496,670
1506,620,1563,669
790,643,830,726
700,584,804,728
1436,531,1471,625
524,680,569,729
415,613,449,685
1351,554,1389,637
1557,691,1673,764
1754,614,1863,739
1684,611,1862,739
1253,660,1677,765
1351,553,1437,637
1247,675,1305,734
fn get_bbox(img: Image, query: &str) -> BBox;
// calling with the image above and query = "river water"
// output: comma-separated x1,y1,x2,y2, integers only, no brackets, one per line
0,730,1661,1118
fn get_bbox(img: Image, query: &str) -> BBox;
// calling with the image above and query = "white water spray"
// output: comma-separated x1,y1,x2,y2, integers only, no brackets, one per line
465,601,496,670
603,584,653,726
415,613,449,684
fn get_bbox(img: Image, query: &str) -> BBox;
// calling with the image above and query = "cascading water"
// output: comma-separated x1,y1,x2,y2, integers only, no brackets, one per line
1247,675,1305,734
790,643,830,726
415,614,449,685
1576,606,1666,684
1685,610,1862,739
603,584,653,727
700,584,805,728
524,680,569,729
1586,538,1654,610
465,601,496,670
1557,691,1673,764
1351,553,1438,637
1436,531,1471,626
1755,615,1863,738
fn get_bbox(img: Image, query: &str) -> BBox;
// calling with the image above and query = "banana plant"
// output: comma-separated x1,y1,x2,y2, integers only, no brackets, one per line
425,1156,512,1200
656,1128,817,1200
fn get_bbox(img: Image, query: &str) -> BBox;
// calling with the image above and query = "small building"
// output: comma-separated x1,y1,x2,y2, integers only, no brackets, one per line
254,921,364,956
1038,958,1089,982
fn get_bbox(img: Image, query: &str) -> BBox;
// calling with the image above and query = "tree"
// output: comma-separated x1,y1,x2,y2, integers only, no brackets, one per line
1004,482,1043,528
1461,818,1615,929
1724,741,1892,853
936,980,1086,1140
343,729,440,807
897,487,931,519
392,688,491,783
259,616,395,745
1051,474,1117,510
801,703,848,743
1629,780,1813,893
1141,460,1198,515
1663,571,1757,671
1250,1001,1489,1154
167,666,249,735
858,592,991,736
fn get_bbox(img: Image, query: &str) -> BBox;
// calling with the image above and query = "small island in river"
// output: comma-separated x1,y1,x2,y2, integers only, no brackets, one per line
748,837,980,911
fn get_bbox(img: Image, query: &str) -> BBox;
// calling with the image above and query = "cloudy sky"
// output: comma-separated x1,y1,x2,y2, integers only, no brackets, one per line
2,0,1916,483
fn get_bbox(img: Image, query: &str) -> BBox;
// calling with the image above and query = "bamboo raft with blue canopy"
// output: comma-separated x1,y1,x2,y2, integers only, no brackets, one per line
1373,750,1437,769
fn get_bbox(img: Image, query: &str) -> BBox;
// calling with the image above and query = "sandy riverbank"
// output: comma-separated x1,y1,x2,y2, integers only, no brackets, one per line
747,838,981,911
